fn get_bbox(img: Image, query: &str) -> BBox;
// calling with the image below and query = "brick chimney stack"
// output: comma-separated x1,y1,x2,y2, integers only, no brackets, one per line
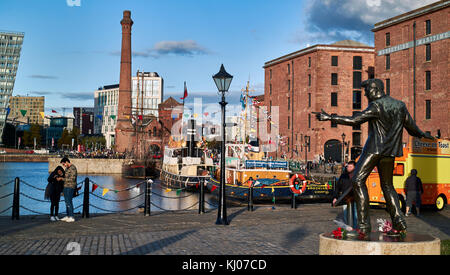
115,10,134,153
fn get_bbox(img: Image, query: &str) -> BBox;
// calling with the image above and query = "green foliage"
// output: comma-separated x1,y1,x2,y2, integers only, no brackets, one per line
442,239,450,255
79,135,106,150
57,127,81,149
23,124,41,147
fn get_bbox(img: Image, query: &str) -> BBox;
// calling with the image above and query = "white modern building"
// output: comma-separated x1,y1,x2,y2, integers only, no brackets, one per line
94,84,119,149
132,72,164,117
94,72,164,149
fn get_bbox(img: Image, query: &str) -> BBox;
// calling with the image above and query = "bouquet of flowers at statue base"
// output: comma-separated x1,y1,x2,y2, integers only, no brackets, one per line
377,218,406,237
331,220,366,240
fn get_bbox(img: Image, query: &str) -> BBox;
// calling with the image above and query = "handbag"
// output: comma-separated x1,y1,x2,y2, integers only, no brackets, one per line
44,183,51,200
73,186,81,197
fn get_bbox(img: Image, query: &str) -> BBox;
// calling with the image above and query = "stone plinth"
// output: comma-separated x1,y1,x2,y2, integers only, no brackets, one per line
319,232,440,255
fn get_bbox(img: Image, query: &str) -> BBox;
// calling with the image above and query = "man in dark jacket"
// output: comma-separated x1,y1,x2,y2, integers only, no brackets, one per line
314,79,433,235
333,161,357,227
405,169,424,217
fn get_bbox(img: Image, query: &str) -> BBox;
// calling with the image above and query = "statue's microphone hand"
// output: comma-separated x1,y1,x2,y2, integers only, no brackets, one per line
423,132,435,140
312,109,331,121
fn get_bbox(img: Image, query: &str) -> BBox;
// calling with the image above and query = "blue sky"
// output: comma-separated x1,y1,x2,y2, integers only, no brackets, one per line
1,0,434,114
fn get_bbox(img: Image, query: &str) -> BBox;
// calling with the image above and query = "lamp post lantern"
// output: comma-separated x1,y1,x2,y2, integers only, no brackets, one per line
213,64,233,225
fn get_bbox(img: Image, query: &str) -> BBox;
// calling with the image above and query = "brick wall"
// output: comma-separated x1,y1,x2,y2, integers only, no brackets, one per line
264,44,375,162
373,3,450,141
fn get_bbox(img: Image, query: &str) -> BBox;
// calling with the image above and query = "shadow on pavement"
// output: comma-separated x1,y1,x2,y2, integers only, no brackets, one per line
282,226,309,250
122,229,197,255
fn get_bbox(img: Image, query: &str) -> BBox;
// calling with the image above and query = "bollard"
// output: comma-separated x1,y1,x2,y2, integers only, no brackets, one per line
199,179,205,214
248,185,254,212
144,179,152,216
12,177,20,220
82,178,90,218
291,193,297,209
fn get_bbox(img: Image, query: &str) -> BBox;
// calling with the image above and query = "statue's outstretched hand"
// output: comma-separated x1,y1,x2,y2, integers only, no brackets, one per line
312,109,332,121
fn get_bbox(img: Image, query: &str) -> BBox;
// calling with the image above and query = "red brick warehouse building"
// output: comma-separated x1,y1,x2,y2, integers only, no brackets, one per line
373,0,450,141
263,40,375,162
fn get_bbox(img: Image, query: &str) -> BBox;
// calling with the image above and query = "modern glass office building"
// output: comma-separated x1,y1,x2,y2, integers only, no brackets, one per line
0,31,24,145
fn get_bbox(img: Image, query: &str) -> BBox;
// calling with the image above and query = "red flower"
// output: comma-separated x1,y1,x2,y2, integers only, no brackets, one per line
332,228,343,239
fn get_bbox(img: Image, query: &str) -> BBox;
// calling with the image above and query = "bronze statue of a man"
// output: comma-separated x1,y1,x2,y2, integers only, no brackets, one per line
314,79,433,235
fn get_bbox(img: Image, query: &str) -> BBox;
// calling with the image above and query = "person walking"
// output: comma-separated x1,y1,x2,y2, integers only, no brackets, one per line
46,166,65,221
333,160,358,228
405,169,424,217
60,157,77,223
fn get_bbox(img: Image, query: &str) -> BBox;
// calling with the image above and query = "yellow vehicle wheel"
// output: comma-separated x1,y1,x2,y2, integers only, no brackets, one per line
435,195,446,211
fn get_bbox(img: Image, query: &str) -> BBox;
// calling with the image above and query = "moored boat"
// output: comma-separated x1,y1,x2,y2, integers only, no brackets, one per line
208,144,335,202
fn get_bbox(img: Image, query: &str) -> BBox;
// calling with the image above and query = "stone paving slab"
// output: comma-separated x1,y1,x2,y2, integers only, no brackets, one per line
0,203,448,255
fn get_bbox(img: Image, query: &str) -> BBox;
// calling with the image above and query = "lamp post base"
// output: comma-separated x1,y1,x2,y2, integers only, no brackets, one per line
215,217,229,225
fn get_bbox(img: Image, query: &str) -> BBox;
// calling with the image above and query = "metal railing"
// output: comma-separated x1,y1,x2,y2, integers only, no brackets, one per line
0,176,214,220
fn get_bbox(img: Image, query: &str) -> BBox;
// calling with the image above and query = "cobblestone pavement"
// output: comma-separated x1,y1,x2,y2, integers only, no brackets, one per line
0,203,448,255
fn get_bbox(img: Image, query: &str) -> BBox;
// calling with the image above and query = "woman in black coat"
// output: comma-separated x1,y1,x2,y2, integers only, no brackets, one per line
46,166,65,221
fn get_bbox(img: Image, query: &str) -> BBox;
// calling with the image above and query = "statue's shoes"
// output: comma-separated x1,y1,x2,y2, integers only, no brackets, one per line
386,229,407,237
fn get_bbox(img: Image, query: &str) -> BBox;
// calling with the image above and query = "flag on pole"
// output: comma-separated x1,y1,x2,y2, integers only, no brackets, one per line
180,81,188,100
240,94,246,110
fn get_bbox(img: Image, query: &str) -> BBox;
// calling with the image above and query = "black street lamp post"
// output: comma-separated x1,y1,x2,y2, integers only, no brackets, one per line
304,135,310,176
341,133,346,164
213,64,233,225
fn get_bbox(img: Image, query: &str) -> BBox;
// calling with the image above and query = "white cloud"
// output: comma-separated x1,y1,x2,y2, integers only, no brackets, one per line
293,0,437,46
108,40,211,58
152,40,210,57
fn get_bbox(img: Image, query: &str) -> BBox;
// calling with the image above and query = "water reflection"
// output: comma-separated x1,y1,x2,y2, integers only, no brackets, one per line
0,162,217,217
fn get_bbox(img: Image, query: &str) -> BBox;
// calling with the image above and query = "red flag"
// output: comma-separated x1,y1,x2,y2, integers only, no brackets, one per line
211,185,217,192
92,184,98,192
138,115,143,120
180,81,188,100
52,110,57,113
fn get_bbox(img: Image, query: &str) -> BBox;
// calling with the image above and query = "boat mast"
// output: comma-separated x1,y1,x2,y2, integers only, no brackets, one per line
141,70,145,160
135,70,140,159
242,80,255,145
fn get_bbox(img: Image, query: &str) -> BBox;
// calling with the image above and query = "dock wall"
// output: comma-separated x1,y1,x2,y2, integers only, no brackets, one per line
48,158,128,174
0,154,49,162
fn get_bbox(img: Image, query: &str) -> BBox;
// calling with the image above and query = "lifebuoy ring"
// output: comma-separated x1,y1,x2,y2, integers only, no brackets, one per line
289,174,307,195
